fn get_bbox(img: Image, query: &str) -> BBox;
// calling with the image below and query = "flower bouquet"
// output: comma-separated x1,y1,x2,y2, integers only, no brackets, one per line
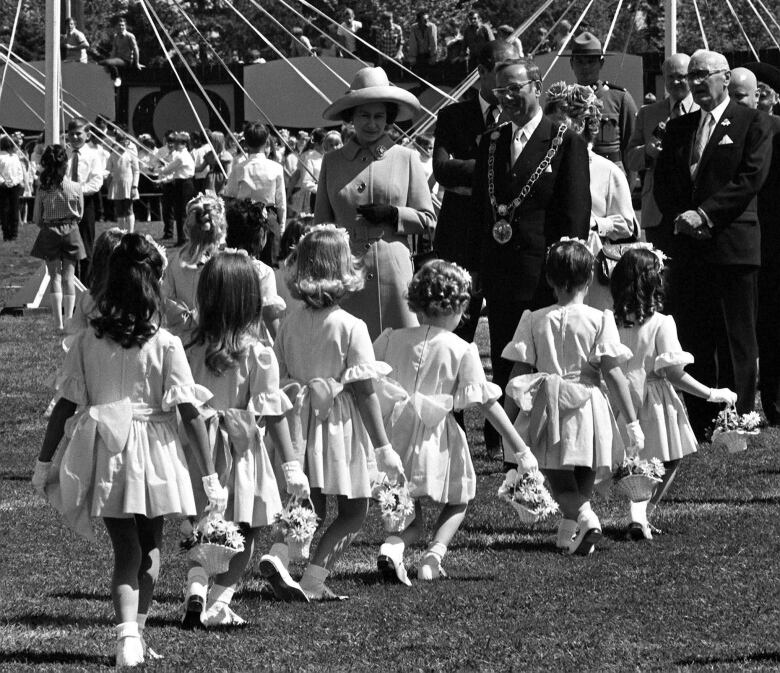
497,469,559,525
180,512,245,576
614,456,666,502
375,479,415,533
710,407,761,454
273,497,319,561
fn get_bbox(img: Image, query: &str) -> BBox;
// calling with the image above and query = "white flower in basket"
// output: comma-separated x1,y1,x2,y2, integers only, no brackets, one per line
375,479,415,533
273,497,319,561
613,456,665,502
180,512,245,577
710,408,761,454
497,469,559,525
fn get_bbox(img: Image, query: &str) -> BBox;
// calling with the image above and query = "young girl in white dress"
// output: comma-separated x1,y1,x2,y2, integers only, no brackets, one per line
224,199,286,342
610,248,736,539
106,131,140,232
163,193,224,341
272,224,405,600
503,239,645,555
373,260,538,584
32,233,226,669
181,250,308,627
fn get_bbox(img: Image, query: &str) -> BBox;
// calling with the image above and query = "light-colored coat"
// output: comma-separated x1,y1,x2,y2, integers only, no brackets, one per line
106,148,139,200
314,135,436,339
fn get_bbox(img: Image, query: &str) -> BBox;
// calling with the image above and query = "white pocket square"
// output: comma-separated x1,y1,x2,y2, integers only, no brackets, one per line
721,119,731,126
718,134,734,145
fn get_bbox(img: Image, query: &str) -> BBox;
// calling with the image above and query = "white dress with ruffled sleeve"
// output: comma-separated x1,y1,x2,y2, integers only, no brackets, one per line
373,326,498,504
49,328,212,538
274,305,390,499
188,340,291,527
502,305,631,480
618,312,698,461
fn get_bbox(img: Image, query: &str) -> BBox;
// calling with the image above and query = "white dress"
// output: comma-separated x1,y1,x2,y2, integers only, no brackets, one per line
188,340,291,527
617,312,698,461
162,249,210,341
373,326,500,504
46,328,211,541
502,305,631,481
274,305,390,498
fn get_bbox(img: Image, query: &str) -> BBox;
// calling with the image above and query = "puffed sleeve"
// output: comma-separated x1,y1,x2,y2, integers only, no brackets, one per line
58,330,89,405
589,309,632,364
257,262,286,312
342,319,392,382
653,314,694,373
161,335,213,410
454,342,501,409
500,310,536,364
246,343,293,416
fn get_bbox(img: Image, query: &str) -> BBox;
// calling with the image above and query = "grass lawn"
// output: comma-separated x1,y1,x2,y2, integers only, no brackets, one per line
1,221,779,672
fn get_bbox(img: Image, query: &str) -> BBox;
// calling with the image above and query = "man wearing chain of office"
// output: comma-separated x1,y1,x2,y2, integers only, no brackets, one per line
469,57,590,464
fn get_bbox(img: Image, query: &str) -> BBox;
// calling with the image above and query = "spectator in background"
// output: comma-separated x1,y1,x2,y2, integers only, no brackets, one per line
63,17,89,63
374,11,404,78
496,25,524,57
248,49,266,64
462,10,493,71
0,135,25,241
644,92,657,105
100,16,142,88
758,81,779,114
323,130,343,154
318,35,339,58
408,10,438,78
337,7,362,57
191,132,211,194
552,19,572,50
290,26,314,57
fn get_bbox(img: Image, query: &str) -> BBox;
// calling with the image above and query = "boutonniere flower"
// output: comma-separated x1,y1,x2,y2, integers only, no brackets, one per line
721,119,731,127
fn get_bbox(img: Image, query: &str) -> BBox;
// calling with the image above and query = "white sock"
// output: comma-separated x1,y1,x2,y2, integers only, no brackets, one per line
425,541,447,563
208,584,234,608
186,567,208,600
379,535,405,562
127,213,135,233
62,293,76,321
646,502,657,519
50,292,63,329
136,613,147,631
630,500,650,525
116,621,139,639
299,563,329,594
269,542,290,569
556,519,578,547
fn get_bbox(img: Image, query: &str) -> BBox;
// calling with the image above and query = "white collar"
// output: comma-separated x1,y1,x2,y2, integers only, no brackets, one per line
511,108,544,141
478,93,494,119
671,93,694,114
700,95,730,125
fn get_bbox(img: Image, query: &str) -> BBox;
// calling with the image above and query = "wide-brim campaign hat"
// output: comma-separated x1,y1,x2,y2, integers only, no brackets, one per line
744,62,780,93
560,31,612,57
322,66,421,122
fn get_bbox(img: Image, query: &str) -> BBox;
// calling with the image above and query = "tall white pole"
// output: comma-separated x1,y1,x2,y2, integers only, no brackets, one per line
665,0,677,59
45,0,61,144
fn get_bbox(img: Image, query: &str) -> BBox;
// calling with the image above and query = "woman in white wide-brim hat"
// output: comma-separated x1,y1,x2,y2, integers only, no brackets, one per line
313,66,436,339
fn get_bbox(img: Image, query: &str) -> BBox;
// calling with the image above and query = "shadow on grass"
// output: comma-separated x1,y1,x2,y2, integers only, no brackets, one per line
6,612,108,628
50,589,181,604
0,651,112,666
666,496,780,505
1,474,31,481
676,651,780,666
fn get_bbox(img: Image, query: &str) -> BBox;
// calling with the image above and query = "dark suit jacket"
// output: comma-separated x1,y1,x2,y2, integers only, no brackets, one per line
653,99,772,266
432,96,486,269
758,114,780,266
469,114,591,302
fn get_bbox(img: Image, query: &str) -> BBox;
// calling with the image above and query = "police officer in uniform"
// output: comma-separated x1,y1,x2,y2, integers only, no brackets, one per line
564,32,638,171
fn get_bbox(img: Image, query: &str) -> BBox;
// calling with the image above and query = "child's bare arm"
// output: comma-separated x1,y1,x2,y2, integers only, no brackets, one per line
664,365,735,404
481,399,538,473
266,414,310,497
38,398,78,462
350,378,404,480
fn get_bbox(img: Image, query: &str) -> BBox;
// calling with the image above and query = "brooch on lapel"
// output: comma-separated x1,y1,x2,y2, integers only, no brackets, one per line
718,134,734,145
375,144,386,158
720,119,731,127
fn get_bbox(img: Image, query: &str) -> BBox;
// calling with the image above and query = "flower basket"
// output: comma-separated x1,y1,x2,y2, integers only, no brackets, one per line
497,469,558,525
709,407,761,453
273,497,319,562
615,474,661,502
180,512,245,577
375,478,416,533
711,428,758,454
188,542,240,576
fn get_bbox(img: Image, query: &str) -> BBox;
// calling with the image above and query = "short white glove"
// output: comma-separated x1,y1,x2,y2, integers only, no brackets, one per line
707,388,737,406
282,460,310,498
625,420,645,452
374,444,405,482
514,450,538,475
202,473,228,514
32,460,51,497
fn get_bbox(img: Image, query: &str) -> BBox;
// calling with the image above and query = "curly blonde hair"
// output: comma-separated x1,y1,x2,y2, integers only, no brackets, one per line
407,259,471,317
285,224,364,309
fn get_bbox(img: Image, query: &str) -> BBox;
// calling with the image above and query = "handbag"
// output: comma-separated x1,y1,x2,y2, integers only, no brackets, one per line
411,225,436,272
594,219,641,286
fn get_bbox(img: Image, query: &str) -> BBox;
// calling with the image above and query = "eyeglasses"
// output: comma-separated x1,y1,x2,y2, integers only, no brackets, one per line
492,81,538,99
685,69,727,83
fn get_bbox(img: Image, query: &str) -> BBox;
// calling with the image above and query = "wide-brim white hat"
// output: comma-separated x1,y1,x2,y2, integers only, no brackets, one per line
323,66,421,122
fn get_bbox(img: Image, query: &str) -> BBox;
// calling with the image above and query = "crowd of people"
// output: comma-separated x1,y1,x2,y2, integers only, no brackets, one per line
14,28,780,670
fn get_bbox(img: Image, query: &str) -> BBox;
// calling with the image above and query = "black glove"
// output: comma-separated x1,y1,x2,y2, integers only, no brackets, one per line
357,203,398,225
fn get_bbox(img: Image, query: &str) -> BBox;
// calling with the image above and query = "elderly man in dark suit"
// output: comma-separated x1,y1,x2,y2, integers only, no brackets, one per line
433,39,521,457
654,49,772,439
470,57,591,459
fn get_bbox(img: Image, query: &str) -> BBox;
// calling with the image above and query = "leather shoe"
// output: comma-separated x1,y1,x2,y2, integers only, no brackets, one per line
181,594,205,630
258,554,309,602
377,554,412,587
625,521,653,541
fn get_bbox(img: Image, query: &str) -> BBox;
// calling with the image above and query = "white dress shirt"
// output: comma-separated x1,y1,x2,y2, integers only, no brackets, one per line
159,148,195,180
67,144,105,196
510,107,544,165
223,152,287,226
0,151,24,187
